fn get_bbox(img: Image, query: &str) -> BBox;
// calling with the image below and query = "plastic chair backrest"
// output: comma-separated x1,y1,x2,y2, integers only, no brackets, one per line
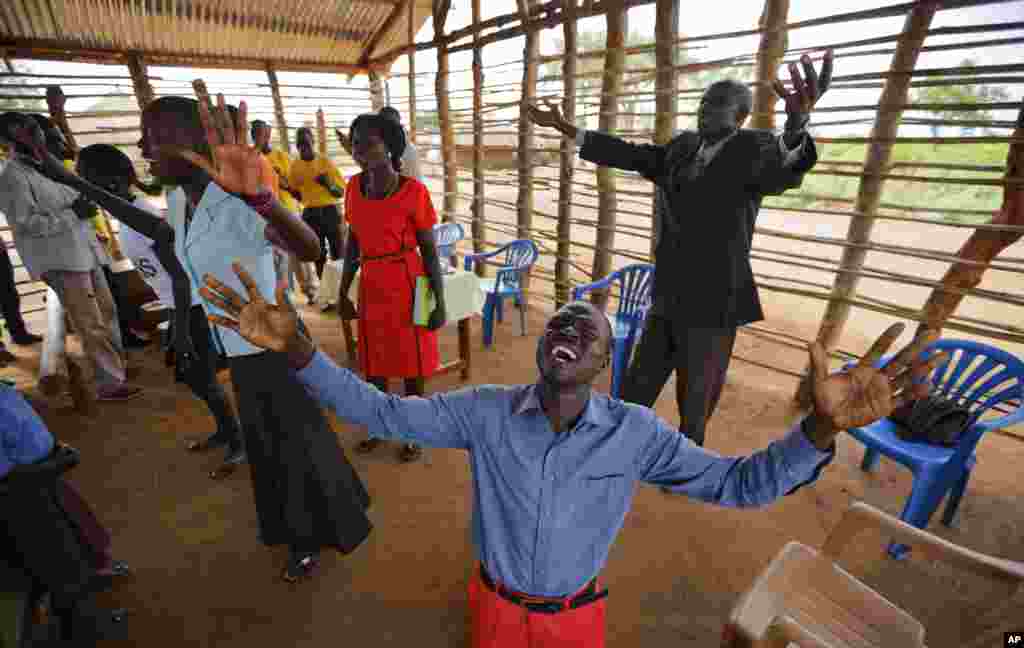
612,263,654,325
925,339,1024,431
433,222,464,259
494,239,538,293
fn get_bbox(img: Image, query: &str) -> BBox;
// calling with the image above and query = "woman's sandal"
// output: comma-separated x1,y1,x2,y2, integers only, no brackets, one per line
281,554,319,584
355,438,382,454
398,443,422,463
186,433,228,453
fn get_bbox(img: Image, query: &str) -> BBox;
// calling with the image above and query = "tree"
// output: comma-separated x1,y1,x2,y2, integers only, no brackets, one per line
912,59,1010,136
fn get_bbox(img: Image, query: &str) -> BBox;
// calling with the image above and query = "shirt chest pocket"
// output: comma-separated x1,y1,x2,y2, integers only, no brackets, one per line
572,472,628,519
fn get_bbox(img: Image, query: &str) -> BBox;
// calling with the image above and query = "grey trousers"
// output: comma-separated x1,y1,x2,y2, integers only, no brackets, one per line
619,314,736,447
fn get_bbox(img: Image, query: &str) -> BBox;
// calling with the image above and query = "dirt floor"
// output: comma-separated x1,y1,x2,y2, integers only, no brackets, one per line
2,290,1023,647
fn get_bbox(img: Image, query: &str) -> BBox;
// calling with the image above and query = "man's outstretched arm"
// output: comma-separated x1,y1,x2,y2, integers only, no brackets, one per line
637,322,947,505
526,100,668,180
200,264,476,450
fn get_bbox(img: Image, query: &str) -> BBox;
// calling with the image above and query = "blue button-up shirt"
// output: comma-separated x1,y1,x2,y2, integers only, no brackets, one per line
167,183,275,357
297,352,833,597
0,385,55,479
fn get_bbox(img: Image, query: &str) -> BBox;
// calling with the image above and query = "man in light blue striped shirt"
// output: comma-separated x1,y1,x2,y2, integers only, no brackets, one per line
201,263,944,647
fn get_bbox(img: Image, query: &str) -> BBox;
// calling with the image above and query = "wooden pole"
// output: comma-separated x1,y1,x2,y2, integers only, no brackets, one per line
798,2,937,405
516,0,540,301
516,0,539,242
126,53,155,110
751,0,789,130
408,0,417,144
555,0,578,307
916,102,1024,339
591,1,626,310
266,63,291,153
471,0,487,274
435,0,456,223
651,0,679,259
369,70,386,112
316,107,328,157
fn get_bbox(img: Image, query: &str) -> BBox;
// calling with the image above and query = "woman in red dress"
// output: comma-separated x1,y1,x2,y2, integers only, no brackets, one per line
338,113,447,462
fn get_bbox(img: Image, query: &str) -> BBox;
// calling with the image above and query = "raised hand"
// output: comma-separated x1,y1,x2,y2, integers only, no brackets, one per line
809,323,947,436
526,99,566,130
200,262,299,353
773,50,834,128
173,93,268,198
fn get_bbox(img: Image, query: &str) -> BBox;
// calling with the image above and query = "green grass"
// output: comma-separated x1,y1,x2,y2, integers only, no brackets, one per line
765,141,1010,223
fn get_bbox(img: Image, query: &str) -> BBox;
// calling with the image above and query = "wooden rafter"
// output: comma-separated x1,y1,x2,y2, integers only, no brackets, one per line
359,0,416,66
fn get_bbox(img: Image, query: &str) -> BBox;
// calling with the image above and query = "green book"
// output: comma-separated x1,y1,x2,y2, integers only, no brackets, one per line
413,276,437,327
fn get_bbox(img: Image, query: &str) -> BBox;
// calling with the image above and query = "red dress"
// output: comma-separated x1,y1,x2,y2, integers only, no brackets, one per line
346,174,440,378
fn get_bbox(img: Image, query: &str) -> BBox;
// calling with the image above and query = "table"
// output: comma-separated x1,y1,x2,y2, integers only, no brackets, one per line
317,260,485,382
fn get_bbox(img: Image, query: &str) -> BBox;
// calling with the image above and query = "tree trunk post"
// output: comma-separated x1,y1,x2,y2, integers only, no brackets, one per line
471,0,487,275
435,0,457,224
266,63,291,153
651,0,680,259
555,0,578,307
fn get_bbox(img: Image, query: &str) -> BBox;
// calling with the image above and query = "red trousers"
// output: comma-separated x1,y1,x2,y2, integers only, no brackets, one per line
468,568,606,648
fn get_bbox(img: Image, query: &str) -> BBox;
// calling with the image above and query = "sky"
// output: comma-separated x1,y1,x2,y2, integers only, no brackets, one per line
5,0,1024,139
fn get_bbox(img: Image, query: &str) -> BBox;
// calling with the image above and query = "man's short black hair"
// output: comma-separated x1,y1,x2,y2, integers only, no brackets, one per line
349,113,406,172
296,126,313,142
78,143,137,185
379,106,402,124
0,111,26,142
705,79,753,116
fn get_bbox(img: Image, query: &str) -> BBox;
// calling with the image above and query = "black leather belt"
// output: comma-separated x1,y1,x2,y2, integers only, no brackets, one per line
478,564,608,615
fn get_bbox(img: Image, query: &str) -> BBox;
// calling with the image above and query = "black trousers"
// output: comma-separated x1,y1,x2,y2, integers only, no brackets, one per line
619,315,737,446
301,205,344,279
0,245,28,337
176,306,242,451
229,349,371,554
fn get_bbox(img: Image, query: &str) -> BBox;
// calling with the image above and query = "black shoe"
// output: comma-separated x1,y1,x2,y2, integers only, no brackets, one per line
209,447,246,480
355,438,382,454
10,331,42,346
398,443,423,463
123,331,151,348
282,551,319,583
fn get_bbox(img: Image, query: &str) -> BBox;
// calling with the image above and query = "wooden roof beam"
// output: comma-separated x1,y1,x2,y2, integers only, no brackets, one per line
359,0,416,67
0,39,382,75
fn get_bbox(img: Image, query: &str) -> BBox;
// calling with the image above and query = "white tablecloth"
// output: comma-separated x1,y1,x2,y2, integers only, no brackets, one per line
315,259,485,323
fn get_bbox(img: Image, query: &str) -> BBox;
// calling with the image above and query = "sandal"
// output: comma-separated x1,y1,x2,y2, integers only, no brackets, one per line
209,448,246,480
398,443,423,463
186,433,229,453
355,438,382,454
281,553,319,583
96,559,132,578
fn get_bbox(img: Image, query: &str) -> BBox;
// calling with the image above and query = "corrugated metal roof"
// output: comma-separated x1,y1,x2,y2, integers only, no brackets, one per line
0,0,429,73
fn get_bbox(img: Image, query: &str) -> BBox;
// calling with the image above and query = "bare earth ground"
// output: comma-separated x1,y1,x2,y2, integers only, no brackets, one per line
3,291,1022,647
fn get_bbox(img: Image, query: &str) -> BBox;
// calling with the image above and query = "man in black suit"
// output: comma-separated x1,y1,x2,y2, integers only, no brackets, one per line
527,51,833,447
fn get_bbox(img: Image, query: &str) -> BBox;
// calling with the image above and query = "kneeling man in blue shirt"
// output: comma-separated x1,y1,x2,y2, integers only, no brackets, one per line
201,263,945,648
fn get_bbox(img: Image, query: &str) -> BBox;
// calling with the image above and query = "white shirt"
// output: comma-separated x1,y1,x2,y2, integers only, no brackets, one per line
117,196,175,308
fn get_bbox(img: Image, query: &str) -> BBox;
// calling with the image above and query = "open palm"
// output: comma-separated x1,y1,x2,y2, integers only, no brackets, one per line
809,324,946,432
175,93,268,197
200,263,298,353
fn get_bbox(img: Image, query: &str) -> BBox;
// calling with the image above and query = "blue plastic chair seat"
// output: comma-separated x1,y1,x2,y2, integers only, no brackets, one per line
478,278,520,298
847,418,961,467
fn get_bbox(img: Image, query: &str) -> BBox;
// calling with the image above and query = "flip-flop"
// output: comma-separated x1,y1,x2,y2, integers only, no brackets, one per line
186,433,229,453
355,438,382,454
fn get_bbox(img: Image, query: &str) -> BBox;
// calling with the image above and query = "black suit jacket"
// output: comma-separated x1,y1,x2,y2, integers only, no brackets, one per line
580,128,817,327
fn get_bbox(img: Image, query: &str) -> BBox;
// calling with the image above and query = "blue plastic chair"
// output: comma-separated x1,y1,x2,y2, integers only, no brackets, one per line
571,263,655,398
845,339,1024,559
433,222,464,267
464,239,539,348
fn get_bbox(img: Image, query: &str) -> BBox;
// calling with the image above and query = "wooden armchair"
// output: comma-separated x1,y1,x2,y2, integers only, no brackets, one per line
722,501,1024,647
